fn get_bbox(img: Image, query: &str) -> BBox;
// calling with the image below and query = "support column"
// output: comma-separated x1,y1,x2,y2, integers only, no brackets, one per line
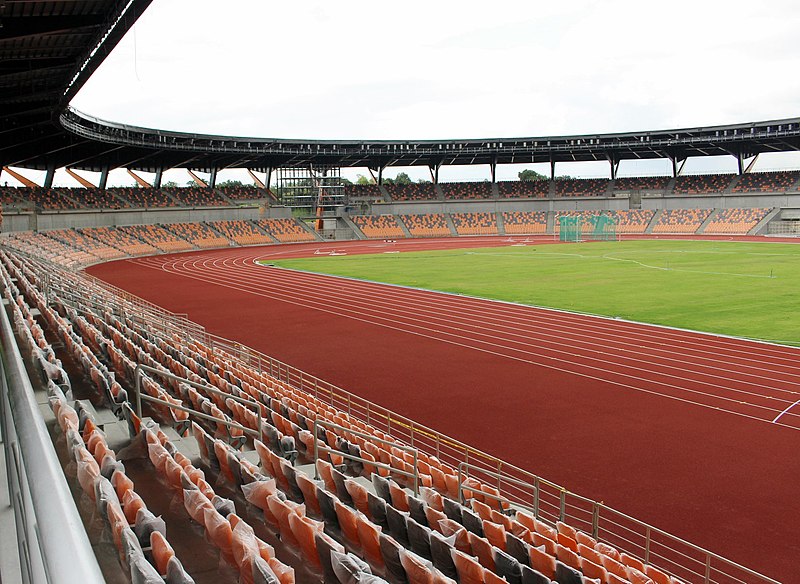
550,158,556,180
265,167,273,190
607,154,618,180
670,156,677,178
99,166,109,190
377,166,385,186
736,152,744,176
209,168,218,189
490,154,497,183
43,163,55,189
428,162,441,184
153,168,163,189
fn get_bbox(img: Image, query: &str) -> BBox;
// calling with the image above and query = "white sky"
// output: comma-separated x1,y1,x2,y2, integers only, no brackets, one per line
6,0,800,186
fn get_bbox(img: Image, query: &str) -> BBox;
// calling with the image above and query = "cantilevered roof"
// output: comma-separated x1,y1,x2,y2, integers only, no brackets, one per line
1,0,798,173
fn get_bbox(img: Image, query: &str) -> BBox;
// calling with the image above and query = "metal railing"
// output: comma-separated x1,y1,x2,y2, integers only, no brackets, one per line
312,419,419,495
0,284,104,583
132,364,263,445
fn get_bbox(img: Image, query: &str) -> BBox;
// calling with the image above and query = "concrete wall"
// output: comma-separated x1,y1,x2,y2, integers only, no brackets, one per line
1,204,293,234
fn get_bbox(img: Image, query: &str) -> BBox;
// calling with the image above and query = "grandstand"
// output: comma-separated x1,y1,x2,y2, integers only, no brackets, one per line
0,2,798,582
401,214,452,237
352,215,406,239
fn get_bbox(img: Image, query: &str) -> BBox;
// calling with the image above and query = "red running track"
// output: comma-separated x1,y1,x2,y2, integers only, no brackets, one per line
87,236,800,581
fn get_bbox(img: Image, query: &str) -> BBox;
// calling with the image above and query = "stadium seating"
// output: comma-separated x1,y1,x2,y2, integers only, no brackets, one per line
0,187,30,208
731,171,800,193
502,211,548,234
385,183,438,202
82,226,160,256
703,208,771,235
450,212,499,235
613,176,670,192
555,178,608,197
60,187,127,209
613,209,656,233
652,209,712,233
2,231,100,267
255,218,317,242
352,215,406,239
162,187,230,207
111,187,173,208
18,188,82,210
672,174,734,195
401,214,452,237
164,222,231,248
218,185,267,200
209,220,274,245
440,182,493,200
497,180,550,199
346,184,384,199
115,224,194,252
46,229,127,260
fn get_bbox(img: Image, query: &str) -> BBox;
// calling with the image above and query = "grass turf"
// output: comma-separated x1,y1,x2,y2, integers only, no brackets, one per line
268,239,800,345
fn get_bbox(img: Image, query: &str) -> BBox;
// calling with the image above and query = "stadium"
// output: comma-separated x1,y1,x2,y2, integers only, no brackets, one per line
1,2,799,584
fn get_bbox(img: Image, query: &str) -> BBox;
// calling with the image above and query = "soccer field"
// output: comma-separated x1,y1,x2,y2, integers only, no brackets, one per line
270,239,800,345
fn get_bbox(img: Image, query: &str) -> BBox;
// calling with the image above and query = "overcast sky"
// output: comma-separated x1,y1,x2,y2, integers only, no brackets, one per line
10,0,800,186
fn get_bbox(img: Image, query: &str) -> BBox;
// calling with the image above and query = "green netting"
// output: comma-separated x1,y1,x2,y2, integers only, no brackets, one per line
558,216,582,242
588,213,617,241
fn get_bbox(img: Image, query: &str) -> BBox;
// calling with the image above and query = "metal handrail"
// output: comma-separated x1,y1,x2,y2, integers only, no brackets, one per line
132,364,263,444
0,283,105,583
312,419,419,494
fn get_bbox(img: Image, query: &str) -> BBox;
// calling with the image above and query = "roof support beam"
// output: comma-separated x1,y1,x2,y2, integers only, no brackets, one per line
65,167,96,188
98,166,109,190
187,169,207,187
208,168,217,189
248,168,266,188
1,166,39,188
743,154,759,174
153,168,163,189
127,169,152,188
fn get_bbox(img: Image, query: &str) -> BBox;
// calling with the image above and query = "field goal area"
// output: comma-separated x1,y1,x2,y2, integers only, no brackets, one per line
558,214,618,242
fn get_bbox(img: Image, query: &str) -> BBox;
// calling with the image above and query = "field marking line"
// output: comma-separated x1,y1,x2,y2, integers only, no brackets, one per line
154,254,796,415
772,398,800,423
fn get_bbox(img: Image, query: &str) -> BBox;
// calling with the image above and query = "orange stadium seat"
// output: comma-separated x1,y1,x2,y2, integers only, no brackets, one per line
652,209,712,234
352,214,406,238
502,211,548,234
400,214,451,237
703,208,772,235
450,212,498,235
255,218,317,242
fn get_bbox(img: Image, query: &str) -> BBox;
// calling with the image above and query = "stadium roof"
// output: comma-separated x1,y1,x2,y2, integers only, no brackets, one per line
2,0,799,176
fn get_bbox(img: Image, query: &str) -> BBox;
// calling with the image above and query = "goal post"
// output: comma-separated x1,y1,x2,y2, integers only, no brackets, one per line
558,216,583,242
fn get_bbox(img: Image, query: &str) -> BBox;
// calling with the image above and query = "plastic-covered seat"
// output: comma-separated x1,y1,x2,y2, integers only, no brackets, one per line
520,565,551,584
554,560,583,584
149,531,175,575
203,507,234,559
389,481,410,512
506,532,531,566
344,479,371,517
334,499,361,545
332,550,373,584
468,532,495,571
436,518,471,554
295,472,321,515
556,543,582,571
450,548,485,584
316,485,340,529
528,544,556,579
429,531,458,580
580,557,609,583
398,549,435,584
316,532,346,583
461,507,484,537
386,505,411,547
379,533,409,584
407,519,433,561
407,495,428,527
288,512,323,567
356,512,384,568
494,548,523,584
367,491,389,529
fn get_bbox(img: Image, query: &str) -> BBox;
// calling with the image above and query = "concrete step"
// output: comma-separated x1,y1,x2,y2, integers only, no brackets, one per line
695,209,719,234
645,209,663,234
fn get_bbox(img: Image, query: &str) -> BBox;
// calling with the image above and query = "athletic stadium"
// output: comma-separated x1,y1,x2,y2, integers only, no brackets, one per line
1,2,799,584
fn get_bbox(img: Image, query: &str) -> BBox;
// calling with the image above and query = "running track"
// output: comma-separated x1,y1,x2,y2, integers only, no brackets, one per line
87,237,800,581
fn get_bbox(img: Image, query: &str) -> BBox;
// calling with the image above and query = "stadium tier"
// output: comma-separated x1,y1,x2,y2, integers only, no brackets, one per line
652,209,712,234
497,180,550,199
255,218,318,242
502,211,548,234
613,176,671,192
401,214,452,237
115,224,194,252
703,208,771,235
352,214,406,239
345,184,384,199
440,182,494,200
731,171,800,193
554,178,608,197
164,222,232,248
672,174,735,195
209,220,275,245
450,212,499,235
385,183,438,202
161,186,231,207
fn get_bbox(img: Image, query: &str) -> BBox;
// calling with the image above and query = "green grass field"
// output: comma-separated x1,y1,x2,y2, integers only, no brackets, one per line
269,240,800,345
